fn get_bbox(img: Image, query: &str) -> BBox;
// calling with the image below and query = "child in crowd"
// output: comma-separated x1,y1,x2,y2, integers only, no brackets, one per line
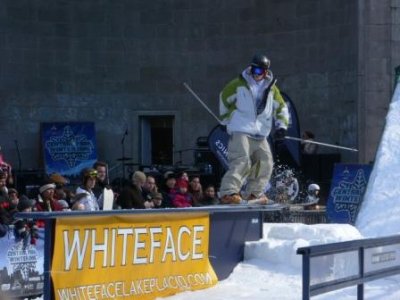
150,192,163,209
172,179,192,208
177,171,189,184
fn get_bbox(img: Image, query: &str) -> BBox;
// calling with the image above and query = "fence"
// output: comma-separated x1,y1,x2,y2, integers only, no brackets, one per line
297,235,400,299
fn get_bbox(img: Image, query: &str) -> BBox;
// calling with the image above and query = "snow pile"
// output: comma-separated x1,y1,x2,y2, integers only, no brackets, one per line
244,223,362,270
163,223,368,300
356,83,400,237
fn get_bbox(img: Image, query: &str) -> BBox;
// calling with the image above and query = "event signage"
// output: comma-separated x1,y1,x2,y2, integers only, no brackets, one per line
364,243,400,273
208,125,229,170
326,164,372,224
0,228,44,298
51,213,218,300
41,122,97,176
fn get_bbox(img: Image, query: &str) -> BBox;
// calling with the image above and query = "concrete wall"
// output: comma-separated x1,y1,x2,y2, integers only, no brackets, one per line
357,0,400,163
0,0,397,173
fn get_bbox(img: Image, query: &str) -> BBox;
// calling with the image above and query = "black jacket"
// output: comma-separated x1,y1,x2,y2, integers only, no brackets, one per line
116,183,145,209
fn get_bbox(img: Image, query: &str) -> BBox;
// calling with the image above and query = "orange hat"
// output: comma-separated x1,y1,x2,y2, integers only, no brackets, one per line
49,173,69,185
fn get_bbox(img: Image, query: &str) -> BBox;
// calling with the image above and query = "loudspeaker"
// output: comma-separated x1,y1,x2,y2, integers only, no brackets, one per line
194,149,225,187
196,136,209,148
14,169,46,197
194,149,217,165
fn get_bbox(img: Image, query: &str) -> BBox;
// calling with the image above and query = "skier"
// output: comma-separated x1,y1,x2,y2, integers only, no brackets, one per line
219,54,289,204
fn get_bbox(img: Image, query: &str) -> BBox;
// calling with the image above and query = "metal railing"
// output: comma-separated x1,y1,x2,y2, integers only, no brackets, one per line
297,235,400,299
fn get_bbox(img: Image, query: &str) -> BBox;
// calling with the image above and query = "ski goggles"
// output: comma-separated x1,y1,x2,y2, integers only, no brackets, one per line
250,66,266,76
88,170,98,178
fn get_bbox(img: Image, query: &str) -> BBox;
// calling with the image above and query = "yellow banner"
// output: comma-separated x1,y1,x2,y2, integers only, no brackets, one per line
51,213,218,300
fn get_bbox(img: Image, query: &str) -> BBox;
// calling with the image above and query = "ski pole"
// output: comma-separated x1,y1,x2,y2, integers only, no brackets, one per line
183,82,223,125
285,136,358,152
183,82,359,152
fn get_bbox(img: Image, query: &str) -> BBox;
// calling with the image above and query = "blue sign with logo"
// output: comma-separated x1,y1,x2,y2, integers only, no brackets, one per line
0,228,44,298
42,122,97,176
326,164,373,224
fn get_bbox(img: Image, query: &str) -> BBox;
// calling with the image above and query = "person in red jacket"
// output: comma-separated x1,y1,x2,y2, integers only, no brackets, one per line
35,182,64,227
172,179,192,208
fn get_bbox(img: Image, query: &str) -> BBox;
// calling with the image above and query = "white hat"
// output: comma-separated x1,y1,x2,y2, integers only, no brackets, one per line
39,183,56,194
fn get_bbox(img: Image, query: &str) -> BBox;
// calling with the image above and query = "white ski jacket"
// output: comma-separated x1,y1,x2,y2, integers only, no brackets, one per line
219,68,289,138
75,186,99,211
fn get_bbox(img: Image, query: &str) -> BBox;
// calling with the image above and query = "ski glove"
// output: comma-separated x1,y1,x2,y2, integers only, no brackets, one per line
274,128,287,141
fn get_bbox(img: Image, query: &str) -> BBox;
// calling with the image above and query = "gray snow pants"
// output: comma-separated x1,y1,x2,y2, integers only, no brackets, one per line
219,132,273,198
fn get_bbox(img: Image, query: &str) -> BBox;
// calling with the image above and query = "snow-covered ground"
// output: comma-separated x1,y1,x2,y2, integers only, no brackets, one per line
159,84,400,299
161,223,400,300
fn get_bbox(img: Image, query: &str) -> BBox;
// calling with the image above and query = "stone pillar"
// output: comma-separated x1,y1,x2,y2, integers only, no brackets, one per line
396,65,400,84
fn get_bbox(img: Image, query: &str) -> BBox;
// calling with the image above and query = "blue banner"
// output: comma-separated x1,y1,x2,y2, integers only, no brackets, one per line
326,164,373,224
208,125,229,170
41,122,97,176
0,227,44,298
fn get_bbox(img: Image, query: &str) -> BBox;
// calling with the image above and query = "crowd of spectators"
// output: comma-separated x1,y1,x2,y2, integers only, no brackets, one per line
0,159,221,245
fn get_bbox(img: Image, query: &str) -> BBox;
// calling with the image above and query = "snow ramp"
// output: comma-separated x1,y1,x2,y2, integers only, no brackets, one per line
356,74,400,237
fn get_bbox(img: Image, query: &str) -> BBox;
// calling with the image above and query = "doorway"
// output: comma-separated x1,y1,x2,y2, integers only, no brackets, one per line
140,115,174,166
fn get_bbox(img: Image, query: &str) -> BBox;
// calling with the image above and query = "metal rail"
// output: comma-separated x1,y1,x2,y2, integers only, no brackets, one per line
297,235,400,299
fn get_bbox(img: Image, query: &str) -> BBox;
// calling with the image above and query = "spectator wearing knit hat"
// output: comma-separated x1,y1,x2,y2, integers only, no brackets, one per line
35,182,64,213
33,181,64,228
171,179,192,208
159,171,177,208
150,192,163,209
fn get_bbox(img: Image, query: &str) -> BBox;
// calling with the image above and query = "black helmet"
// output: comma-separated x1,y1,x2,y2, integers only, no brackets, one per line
251,54,270,70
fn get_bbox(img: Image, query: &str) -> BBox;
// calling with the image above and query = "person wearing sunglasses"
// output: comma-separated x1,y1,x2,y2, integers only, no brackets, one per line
219,54,289,205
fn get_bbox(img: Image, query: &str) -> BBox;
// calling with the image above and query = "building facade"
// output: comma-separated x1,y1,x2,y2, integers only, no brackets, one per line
0,0,399,177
